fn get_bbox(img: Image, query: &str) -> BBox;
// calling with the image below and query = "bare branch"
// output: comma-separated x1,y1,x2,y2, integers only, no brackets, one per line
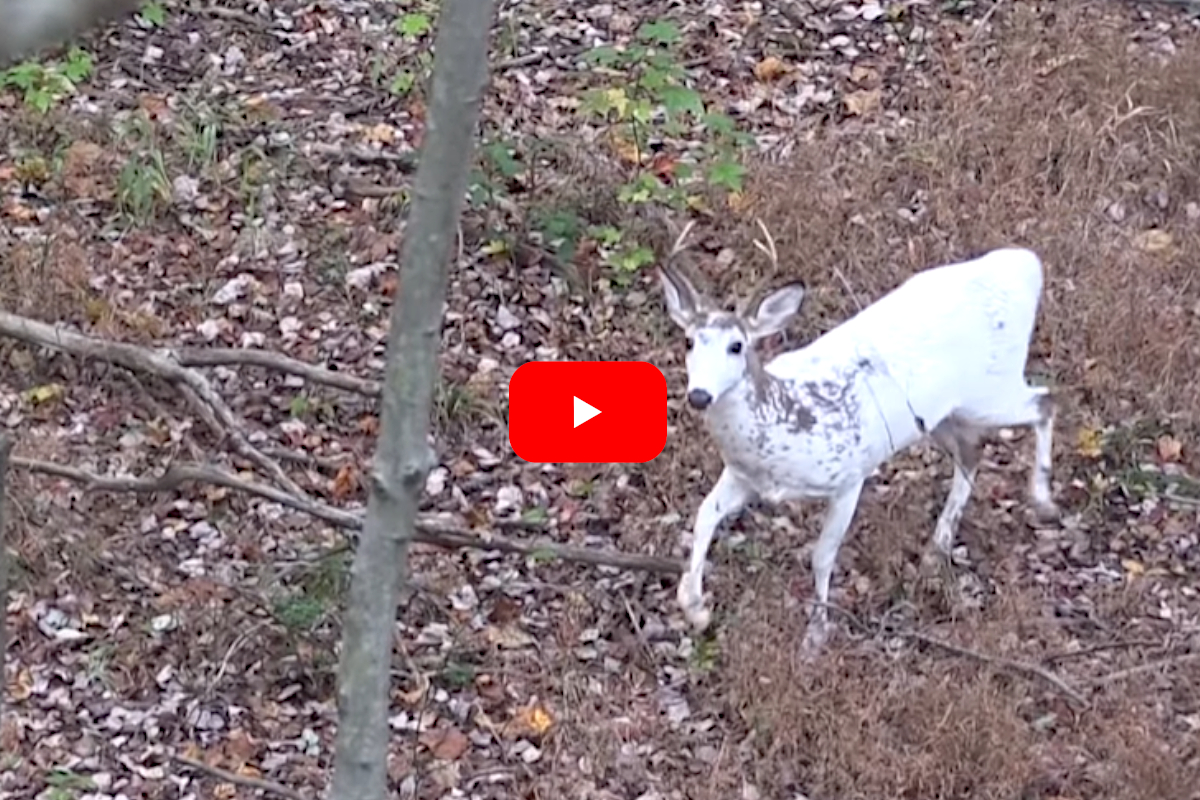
904,630,1089,708
169,754,306,800
13,457,684,575
177,348,381,397
1090,650,1200,688
0,311,306,498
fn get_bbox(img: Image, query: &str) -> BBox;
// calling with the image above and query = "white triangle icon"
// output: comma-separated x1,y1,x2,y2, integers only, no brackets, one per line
573,396,601,428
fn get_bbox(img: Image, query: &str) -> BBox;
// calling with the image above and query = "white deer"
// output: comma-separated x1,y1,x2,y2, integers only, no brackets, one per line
658,220,1060,653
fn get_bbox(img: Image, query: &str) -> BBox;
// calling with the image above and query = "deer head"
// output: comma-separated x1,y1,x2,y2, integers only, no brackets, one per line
658,219,806,410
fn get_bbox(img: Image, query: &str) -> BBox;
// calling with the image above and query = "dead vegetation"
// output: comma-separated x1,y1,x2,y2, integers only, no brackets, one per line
4,1,1200,799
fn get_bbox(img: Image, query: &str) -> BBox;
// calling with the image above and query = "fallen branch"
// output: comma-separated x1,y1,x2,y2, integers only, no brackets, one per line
0,311,305,499
1090,650,1200,688
15,457,684,575
1041,638,1163,665
904,631,1089,708
169,753,305,800
177,347,380,396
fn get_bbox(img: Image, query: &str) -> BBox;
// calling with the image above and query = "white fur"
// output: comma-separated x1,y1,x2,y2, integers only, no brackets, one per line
660,244,1059,654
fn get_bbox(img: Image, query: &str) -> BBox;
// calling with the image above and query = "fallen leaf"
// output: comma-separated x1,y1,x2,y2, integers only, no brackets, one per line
850,64,879,84
502,703,554,739
609,133,642,165
727,191,753,214
364,123,397,144
3,198,36,222
23,383,64,406
843,89,882,116
1134,228,1173,253
9,668,33,701
1076,427,1104,459
1121,558,1145,578
419,725,470,761
753,56,790,82
331,464,360,500
358,415,380,436
1157,434,1183,463
484,624,536,650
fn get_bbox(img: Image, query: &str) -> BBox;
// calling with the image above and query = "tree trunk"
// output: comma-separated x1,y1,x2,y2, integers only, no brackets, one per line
0,0,142,66
0,435,12,720
326,1,498,798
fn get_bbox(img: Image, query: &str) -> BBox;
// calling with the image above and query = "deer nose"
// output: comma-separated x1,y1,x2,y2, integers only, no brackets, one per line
687,389,713,410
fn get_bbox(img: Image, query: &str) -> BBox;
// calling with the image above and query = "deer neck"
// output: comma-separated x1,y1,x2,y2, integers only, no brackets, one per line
706,348,818,446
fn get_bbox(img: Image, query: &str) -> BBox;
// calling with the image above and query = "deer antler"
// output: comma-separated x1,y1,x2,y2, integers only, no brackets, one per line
735,218,781,318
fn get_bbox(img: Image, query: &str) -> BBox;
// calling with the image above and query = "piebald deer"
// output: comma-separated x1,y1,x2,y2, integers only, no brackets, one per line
658,220,1059,653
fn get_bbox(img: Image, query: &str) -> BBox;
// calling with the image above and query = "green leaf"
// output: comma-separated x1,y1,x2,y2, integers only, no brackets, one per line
63,48,93,82
637,19,681,46
138,1,166,26
584,45,623,68
395,12,432,38
706,159,746,192
660,86,705,119
702,111,737,137
484,141,523,179
521,506,549,524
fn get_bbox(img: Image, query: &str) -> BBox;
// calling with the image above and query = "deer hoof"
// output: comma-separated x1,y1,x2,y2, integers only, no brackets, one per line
801,616,833,657
677,583,712,632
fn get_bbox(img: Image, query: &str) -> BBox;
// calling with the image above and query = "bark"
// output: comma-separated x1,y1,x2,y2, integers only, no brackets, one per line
326,1,499,798
0,0,142,66
0,436,12,720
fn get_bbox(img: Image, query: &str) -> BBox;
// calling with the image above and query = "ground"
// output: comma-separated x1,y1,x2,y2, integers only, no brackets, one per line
3,1,1200,799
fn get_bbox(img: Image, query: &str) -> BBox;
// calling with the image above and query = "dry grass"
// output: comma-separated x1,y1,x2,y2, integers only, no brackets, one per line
709,2,1200,424
645,5,1200,798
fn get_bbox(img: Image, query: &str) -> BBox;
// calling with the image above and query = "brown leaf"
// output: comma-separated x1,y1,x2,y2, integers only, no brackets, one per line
358,415,380,436
61,140,110,200
331,464,360,500
488,596,522,625
502,703,555,739
1134,228,1173,253
1156,434,1183,463
753,56,790,82
850,64,879,85
843,89,882,117
419,725,470,761
3,198,36,222
484,624,535,650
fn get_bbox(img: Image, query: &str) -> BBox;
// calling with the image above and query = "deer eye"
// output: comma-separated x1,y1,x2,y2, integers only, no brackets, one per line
685,338,694,350
728,341,743,355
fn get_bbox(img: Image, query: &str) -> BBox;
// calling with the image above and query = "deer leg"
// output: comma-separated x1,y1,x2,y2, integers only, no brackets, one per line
963,385,1059,523
930,417,983,557
678,467,753,632
801,480,864,656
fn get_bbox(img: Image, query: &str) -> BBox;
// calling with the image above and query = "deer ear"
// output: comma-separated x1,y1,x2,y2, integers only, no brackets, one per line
747,283,805,340
658,266,702,329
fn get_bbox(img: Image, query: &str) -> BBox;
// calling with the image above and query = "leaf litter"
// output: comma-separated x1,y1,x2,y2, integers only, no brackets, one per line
2,1,1200,799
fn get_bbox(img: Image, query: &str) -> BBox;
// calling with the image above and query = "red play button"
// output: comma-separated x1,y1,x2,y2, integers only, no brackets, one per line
508,361,668,464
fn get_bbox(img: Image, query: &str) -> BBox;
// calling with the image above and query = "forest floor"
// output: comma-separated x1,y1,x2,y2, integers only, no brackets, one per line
4,1,1200,799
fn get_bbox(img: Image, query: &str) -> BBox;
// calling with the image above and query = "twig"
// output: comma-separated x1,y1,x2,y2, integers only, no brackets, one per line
969,0,1010,45
904,630,1089,707
177,348,380,396
170,753,305,800
1042,638,1163,665
14,458,685,575
1090,650,1200,687
0,311,305,499
493,44,589,70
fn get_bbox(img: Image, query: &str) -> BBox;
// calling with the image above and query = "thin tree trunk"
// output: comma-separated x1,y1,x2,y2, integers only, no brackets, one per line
326,1,498,798
0,435,12,721
0,0,142,66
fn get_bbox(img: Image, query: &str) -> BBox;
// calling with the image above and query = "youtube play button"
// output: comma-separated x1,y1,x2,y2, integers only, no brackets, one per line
509,361,667,463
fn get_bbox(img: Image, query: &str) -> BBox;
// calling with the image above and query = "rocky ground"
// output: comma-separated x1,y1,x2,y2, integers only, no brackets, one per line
3,1,1200,799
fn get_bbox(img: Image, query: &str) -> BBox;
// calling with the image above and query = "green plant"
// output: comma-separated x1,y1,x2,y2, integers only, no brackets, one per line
577,19,753,280
0,47,93,113
138,1,167,26
116,151,170,224
176,102,221,172
272,551,351,633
